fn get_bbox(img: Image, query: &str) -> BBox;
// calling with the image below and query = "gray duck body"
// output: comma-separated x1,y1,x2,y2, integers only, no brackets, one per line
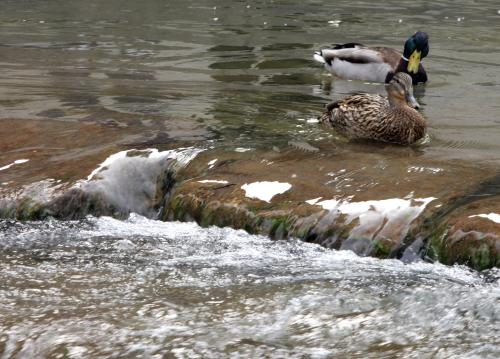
313,32,429,84
320,73,426,145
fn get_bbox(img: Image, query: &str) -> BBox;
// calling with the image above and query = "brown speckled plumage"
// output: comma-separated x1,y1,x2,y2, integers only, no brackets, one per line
320,73,426,145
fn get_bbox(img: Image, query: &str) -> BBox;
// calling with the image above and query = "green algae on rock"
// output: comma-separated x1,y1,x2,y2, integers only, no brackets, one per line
424,196,500,270
160,146,500,269
1,144,500,270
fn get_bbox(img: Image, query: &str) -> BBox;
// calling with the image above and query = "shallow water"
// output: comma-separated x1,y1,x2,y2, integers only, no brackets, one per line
2,0,500,179
1,0,500,357
1,215,499,358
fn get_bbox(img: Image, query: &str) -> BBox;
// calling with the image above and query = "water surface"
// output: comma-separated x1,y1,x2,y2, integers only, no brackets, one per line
1,0,500,179
1,0,500,357
1,215,499,358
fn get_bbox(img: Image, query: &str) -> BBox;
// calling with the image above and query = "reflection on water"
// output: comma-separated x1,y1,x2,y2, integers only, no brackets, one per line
0,215,499,358
1,0,500,174
1,1,500,357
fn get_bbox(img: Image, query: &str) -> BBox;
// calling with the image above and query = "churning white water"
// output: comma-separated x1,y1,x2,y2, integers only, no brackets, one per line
1,215,498,358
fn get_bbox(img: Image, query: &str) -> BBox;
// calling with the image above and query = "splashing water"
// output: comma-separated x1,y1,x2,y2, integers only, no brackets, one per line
0,214,498,358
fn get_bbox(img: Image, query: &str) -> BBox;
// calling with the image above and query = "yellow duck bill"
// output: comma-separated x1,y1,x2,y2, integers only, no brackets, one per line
407,50,421,74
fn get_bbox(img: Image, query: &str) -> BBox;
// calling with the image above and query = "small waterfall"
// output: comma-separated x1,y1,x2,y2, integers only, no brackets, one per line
0,148,202,220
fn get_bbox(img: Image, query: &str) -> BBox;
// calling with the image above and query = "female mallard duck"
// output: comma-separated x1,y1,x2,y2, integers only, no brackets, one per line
313,32,429,84
320,72,426,145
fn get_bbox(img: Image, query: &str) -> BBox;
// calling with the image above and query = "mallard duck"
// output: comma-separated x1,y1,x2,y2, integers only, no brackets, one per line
320,72,426,145
313,32,429,84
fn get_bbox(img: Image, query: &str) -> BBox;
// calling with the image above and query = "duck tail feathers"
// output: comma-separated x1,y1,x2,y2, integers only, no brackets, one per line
313,51,326,64
326,100,341,112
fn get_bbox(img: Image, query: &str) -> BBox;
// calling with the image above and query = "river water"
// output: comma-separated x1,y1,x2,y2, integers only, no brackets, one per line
1,215,499,358
1,0,500,357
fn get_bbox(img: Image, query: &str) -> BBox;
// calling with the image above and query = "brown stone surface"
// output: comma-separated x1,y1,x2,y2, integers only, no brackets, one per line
0,118,129,187
1,140,499,269
428,197,500,269
162,146,500,267
0,115,208,190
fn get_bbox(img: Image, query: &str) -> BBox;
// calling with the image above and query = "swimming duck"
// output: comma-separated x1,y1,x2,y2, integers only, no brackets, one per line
320,72,426,145
313,32,429,84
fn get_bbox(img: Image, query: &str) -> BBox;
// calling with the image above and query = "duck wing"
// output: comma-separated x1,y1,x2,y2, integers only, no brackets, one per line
314,45,401,82
369,46,401,68
321,94,388,138
314,45,386,65
334,93,386,112
321,93,386,123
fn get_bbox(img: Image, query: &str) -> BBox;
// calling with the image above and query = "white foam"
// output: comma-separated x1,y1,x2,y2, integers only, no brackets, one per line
234,147,252,153
2,213,492,358
308,196,436,239
82,213,483,287
469,213,500,224
197,180,229,184
87,152,128,181
407,166,443,174
341,198,434,217
87,148,200,181
241,181,292,202
207,158,217,169
1,178,64,202
81,148,202,216
0,159,29,171
328,20,342,27
306,197,323,205
313,198,340,211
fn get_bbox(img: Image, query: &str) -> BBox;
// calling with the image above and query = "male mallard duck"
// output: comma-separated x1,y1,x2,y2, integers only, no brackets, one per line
320,72,426,145
313,32,429,84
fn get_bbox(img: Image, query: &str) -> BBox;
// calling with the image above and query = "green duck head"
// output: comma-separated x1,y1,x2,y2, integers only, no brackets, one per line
403,31,429,74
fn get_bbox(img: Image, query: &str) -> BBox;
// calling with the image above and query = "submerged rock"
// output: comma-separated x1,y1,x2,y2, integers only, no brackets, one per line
1,143,499,270
424,196,500,270
160,145,499,269
0,148,200,220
